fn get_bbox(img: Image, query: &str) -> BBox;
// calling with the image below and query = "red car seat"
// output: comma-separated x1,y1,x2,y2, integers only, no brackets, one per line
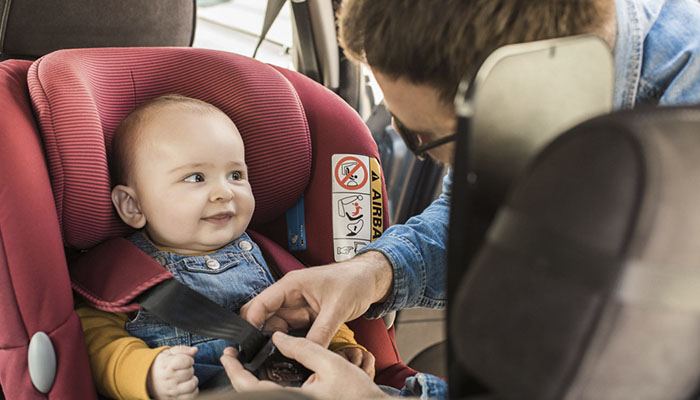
0,59,97,400
0,47,414,398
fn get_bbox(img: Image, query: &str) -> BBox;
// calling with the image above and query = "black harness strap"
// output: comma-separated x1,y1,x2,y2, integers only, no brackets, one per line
136,279,268,364
136,273,311,387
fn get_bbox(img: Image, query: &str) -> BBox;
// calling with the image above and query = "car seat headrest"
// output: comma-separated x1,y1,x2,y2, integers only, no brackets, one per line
0,0,195,59
451,106,700,399
27,47,312,249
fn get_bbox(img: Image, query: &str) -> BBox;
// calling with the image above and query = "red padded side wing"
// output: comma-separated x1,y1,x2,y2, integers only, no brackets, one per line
0,60,95,399
70,238,173,312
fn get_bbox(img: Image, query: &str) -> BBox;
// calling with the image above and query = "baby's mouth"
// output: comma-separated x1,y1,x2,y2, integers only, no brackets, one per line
202,211,235,223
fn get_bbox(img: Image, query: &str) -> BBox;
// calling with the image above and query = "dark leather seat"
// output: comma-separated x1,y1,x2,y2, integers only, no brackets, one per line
449,105,700,399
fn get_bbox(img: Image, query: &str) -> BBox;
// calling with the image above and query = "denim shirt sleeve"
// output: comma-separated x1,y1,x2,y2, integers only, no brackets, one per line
358,171,451,318
399,373,448,399
637,0,700,106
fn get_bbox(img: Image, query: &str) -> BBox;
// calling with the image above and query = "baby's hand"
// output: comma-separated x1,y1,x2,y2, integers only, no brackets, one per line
147,346,199,400
334,347,376,379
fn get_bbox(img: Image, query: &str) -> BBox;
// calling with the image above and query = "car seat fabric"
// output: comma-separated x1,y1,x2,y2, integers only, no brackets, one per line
0,60,95,399
450,106,700,399
27,47,413,388
28,47,312,249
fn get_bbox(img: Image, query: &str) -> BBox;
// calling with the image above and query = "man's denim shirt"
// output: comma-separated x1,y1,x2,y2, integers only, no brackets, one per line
359,0,700,398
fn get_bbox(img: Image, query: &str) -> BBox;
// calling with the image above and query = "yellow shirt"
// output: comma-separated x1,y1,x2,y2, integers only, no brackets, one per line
77,306,363,399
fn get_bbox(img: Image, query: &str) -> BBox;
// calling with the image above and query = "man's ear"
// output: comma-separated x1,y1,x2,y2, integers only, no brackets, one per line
111,185,146,229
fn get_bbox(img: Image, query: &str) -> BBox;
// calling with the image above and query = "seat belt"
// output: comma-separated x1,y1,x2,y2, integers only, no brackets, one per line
137,279,266,364
0,0,11,54
253,0,321,83
253,0,286,58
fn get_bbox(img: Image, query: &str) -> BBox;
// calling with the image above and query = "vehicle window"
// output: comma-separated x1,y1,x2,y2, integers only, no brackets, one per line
363,65,383,104
193,0,294,70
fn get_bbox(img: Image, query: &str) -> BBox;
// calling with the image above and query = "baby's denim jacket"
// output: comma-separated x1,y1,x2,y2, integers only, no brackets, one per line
125,230,275,380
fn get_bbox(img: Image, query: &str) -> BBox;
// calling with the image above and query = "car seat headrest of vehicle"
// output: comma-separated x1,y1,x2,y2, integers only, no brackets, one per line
27,47,312,249
0,0,195,59
450,107,700,399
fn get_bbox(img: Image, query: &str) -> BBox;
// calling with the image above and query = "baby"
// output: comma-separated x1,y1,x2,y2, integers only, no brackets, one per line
77,95,374,399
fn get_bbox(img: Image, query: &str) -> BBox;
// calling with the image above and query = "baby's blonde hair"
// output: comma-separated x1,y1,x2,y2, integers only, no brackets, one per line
110,94,231,185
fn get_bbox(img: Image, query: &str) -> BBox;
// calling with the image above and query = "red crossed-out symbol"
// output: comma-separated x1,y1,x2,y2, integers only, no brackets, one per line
334,156,368,190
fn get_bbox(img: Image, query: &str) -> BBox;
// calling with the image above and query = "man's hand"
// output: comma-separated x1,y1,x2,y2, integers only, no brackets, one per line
334,347,376,379
147,346,199,400
220,332,389,399
241,251,393,347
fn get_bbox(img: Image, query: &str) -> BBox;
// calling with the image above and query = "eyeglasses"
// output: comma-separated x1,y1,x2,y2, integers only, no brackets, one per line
391,114,458,160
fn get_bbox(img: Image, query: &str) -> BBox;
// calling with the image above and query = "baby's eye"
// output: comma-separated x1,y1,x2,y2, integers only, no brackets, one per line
183,173,205,183
228,171,244,181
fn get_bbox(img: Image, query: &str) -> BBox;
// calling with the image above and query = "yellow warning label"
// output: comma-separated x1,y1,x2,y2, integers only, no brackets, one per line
331,154,384,262
370,158,383,240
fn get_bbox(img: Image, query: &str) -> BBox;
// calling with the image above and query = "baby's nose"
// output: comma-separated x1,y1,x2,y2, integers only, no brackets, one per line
210,184,234,202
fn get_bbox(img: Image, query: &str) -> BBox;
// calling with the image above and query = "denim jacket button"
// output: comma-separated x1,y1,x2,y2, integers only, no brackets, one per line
205,257,220,270
239,240,253,251
155,256,167,266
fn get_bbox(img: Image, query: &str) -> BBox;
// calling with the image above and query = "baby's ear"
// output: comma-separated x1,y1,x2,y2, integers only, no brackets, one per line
111,185,146,229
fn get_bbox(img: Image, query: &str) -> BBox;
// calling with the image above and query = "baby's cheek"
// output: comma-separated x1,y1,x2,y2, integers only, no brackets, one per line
153,214,196,242
241,192,255,217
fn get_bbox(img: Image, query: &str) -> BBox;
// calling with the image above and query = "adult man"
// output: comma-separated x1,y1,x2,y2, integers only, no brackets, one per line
222,0,700,398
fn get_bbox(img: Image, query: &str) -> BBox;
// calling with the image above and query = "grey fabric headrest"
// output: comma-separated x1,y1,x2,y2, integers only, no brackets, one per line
0,0,195,59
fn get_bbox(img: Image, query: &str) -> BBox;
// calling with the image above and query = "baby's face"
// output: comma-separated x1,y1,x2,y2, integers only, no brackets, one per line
130,109,254,254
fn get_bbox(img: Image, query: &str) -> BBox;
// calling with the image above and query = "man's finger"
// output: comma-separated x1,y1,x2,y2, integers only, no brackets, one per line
220,351,281,392
272,331,340,373
220,352,260,390
223,346,237,357
264,308,313,331
241,282,303,328
262,315,289,333
305,307,343,347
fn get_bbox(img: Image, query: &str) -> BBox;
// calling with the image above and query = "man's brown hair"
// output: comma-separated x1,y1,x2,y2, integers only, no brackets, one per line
110,94,231,186
338,0,615,104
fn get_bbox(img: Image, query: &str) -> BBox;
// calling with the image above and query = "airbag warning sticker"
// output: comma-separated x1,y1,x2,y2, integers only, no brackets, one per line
332,154,383,262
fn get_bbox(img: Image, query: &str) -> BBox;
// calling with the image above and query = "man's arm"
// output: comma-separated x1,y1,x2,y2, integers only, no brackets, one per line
241,172,452,346
359,171,451,318
638,0,700,107
242,250,393,346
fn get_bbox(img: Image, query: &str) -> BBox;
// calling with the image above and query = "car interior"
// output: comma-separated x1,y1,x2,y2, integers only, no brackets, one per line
2,0,700,399
1,1,421,398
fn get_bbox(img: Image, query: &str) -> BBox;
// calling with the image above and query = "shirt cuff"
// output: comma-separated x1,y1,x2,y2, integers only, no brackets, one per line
358,233,426,319
400,372,448,399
